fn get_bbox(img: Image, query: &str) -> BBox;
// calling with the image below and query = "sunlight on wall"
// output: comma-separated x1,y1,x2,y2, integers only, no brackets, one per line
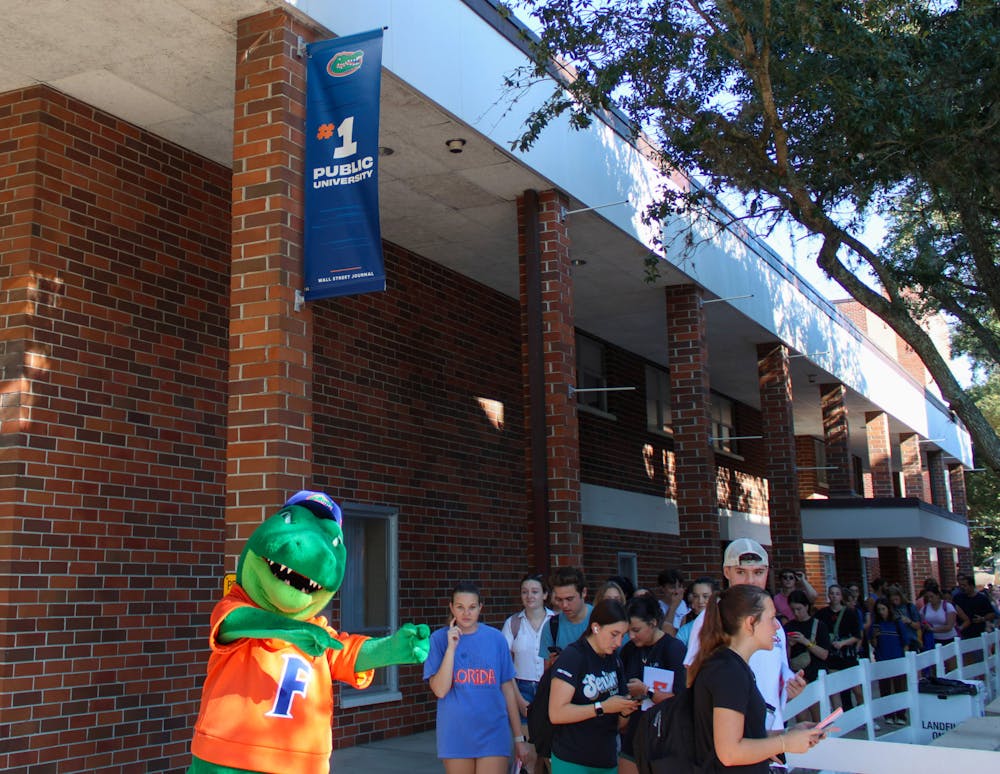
476,397,505,430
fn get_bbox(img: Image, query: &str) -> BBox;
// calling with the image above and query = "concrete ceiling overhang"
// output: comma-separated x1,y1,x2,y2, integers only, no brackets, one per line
801,500,970,549
0,0,944,468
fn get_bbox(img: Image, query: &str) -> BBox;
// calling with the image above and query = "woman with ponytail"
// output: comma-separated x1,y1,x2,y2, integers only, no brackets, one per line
688,586,827,772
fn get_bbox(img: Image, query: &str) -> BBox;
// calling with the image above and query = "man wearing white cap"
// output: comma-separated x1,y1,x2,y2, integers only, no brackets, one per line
683,538,806,732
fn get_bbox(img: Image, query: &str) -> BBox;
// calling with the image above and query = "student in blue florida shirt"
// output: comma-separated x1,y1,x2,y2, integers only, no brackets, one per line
425,581,530,773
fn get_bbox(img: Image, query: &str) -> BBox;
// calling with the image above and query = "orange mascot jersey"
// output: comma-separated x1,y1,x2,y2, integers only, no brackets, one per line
190,585,373,774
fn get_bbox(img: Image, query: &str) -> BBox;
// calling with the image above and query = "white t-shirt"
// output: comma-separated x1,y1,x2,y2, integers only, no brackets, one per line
501,608,555,682
683,607,795,730
922,601,956,641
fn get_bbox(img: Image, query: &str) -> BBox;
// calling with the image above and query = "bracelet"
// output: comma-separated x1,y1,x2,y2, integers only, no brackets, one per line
514,735,527,743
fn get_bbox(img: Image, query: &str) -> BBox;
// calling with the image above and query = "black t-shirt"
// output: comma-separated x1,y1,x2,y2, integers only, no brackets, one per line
619,633,687,756
550,638,623,768
693,647,768,774
784,616,831,682
816,605,861,664
954,592,994,638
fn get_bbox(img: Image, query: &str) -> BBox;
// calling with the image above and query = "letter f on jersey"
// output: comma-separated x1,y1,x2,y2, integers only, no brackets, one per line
267,654,313,718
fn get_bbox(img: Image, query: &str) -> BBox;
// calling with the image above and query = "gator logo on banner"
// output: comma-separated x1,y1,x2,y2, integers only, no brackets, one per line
303,29,385,301
327,50,364,78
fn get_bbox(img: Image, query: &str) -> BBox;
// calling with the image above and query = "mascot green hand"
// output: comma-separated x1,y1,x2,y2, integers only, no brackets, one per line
188,491,430,774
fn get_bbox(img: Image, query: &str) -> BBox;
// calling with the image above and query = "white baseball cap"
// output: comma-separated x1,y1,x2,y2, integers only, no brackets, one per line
723,538,769,567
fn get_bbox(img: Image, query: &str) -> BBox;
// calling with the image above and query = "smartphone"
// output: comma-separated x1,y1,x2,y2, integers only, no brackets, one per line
816,706,843,730
547,646,562,655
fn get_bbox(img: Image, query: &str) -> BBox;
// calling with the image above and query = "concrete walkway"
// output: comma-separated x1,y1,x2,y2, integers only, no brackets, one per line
332,730,441,773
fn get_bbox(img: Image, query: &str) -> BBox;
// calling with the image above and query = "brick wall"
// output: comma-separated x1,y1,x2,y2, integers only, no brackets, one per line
0,86,231,773
578,343,768,517
309,240,529,744
803,549,830,607
582,525,684,595
796,436,820,498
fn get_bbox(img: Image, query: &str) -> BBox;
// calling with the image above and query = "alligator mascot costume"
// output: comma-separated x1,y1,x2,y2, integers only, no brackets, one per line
188,490,430,774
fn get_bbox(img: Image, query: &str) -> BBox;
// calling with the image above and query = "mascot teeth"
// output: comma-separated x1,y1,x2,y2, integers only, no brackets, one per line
264,557,323,594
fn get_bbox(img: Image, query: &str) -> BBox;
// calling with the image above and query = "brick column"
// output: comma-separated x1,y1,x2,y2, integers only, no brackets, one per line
227,9,317,567
940,548,958,591
666,285,719,578
911,450,948,588
834,540,864,588
949,464,974,578
795,436,819,497
911,549,936,589
878,546,912,596
518,189,581,570
927,451,948,508
757,342,803,575
820,383,853,497
865,411,894,497
900,433,928,500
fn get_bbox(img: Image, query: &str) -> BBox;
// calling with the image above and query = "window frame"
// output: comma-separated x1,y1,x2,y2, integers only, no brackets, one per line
617,552,638,590
576,334,609,414
710,393,738,455
813,438,829,488
644,364,672,435
337,502,401,709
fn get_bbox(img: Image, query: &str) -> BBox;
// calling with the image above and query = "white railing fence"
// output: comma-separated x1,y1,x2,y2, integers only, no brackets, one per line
784,629,1000,772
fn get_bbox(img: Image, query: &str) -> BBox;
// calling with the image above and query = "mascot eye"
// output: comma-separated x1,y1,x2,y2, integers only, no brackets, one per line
331,536,342,548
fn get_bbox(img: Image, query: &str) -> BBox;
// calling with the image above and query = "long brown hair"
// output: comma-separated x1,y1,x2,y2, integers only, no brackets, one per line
687,585,770,686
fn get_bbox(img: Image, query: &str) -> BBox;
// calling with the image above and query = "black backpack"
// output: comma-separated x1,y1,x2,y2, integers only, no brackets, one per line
526,617,560,757
633,683,701,774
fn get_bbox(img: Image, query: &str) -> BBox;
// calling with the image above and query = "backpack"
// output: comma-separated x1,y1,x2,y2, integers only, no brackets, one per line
526,617,560,757
633,680,701,774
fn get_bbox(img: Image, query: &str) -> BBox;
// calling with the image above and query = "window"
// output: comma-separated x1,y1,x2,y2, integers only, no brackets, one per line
822,552,837,587
645,365,671,433
813,438,828,487
576,334,608,412
617,552,638,590
851,455,864,496
710,394,737,454
338,504,399,707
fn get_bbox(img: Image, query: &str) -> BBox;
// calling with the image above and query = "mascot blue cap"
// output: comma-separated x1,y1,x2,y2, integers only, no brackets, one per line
284,490,343,525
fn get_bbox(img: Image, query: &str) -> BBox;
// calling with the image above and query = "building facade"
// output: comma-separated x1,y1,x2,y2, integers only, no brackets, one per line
0,1,974,771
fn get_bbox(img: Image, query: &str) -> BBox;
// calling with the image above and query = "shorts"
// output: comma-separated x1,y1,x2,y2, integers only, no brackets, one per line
516,678,538,723
551,754,616,774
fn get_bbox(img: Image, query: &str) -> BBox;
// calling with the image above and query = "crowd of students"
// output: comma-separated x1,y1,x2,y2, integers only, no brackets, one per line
423,549,999,774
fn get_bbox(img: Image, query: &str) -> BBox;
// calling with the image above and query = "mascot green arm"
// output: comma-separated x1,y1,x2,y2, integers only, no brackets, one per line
356,622,431,671
217,607,344,657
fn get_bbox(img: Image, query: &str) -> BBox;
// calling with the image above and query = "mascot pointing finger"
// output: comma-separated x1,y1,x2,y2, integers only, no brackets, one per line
188,491,430,774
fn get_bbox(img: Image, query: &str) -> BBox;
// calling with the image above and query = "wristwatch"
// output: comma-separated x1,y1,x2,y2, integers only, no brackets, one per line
594,701,604,716
514,735,527,743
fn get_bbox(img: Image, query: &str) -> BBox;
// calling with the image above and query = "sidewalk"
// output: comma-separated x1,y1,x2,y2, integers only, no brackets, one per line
332,730,440,773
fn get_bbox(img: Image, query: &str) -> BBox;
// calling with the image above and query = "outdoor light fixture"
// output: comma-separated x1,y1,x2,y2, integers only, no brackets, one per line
571,258,587,266
378,146,395,156
445,138,467,153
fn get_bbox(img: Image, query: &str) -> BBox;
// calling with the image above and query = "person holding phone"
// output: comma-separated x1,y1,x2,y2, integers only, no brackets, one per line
618,595,687,774
538,567,593,668
688,585,827,772
548,599,640,773
425,581,529,774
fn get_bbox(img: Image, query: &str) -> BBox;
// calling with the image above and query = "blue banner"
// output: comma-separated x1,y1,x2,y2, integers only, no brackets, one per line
303,29,385,300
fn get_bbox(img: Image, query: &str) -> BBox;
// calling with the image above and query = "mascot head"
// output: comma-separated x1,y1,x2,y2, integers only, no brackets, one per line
236,490,346,620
